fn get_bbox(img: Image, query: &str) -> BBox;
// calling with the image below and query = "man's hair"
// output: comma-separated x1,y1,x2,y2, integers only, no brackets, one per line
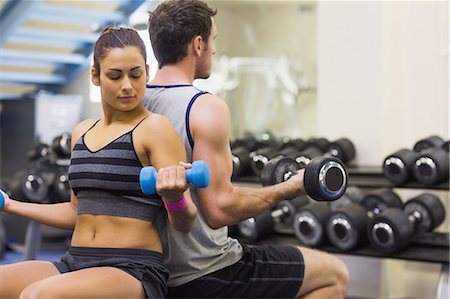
93,26,147,74
148,0,217,68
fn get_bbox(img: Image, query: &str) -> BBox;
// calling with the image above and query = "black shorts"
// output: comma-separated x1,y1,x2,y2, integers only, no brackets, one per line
52,246,169,299
168,244,304,299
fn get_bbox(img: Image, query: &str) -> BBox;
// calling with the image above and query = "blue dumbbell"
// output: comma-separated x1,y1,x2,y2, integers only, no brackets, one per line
140,160,210,195
0,191,4,209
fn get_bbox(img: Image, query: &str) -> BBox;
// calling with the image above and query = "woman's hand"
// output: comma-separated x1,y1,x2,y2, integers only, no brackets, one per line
0,189,11,211
156,162,192,203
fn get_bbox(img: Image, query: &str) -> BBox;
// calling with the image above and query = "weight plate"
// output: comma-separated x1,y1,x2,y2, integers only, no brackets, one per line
261,156,300,187
304,157,348,201
404,193,445,233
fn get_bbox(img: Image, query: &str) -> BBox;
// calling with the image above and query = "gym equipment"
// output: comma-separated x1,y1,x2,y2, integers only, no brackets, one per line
140,160,210,195
327,138,356,164
413,145,449,186
231,146,252,178
368,193,445,253
48,167,71,203
383,149,421,185
383,135,446,185
237,197,309,241
27,143,50,162
413,135,445,152
280,137,307,152
261,155,348,201
292,200,331,247
326,188,403,251
250,145,282,176
307,137,330,153
231,135,259,153
328,186,365,211
295,146,324,168
443,140,449,152
8,169,49,204
51,132,71,159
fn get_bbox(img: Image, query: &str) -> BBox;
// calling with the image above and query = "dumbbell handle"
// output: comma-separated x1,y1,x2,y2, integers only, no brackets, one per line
272,205,291,219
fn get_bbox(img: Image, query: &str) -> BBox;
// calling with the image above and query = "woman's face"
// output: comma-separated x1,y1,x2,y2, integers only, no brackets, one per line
92,46,149,111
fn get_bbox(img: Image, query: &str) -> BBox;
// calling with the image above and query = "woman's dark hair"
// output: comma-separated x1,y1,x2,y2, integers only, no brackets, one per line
148,0,217,68
93,26,147,73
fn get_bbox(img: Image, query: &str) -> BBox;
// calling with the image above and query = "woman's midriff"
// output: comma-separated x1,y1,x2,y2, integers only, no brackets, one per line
70,214,163,253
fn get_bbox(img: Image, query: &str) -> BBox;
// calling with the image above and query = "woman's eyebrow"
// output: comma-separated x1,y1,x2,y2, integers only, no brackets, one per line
107,66,142,72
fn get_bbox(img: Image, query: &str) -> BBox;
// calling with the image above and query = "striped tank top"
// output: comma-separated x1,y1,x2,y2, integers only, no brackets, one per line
68,118,163,222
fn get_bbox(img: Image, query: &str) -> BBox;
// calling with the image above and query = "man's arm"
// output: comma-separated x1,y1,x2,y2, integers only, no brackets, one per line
190,94,306,229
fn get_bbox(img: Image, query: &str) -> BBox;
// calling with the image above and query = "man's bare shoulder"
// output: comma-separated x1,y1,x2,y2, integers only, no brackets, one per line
194,92,228,111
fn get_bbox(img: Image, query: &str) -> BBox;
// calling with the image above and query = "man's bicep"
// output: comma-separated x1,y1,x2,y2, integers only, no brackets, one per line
191,100,234,211
191,98,233,180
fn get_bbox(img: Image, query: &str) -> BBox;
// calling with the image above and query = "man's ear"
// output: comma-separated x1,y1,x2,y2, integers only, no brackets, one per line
91,67,100,86
192,35,204,56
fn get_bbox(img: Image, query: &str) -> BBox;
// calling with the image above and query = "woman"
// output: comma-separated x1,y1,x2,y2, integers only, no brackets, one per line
0,26,197,299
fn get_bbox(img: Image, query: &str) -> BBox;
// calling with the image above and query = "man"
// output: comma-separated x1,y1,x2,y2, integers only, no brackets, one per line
144,1,349,298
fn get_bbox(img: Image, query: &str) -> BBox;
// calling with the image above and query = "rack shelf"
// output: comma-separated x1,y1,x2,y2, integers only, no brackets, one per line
237,227,449,264
233,166,449,191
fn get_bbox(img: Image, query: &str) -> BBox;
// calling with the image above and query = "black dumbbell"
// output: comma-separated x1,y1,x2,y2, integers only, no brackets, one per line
231,146,252,178
367,193,445,254
413,145,449,186
48,167,71,203
250,146,283,176
294,146,324,168
383,149,421,185
413,135,445,152
231,135,259,152
443,140,449,152
52,132,72,159
293,187,364,248
307,137,330,153
27,143,50,162
292,200,331,247
237,197,309,242
325,188,403,251
261,155,348,201
383,135,446,185
326,138,356,164
278,146,303,160
280,137,308,152
8,169,49,204
276,145,324,171
328,186,366,211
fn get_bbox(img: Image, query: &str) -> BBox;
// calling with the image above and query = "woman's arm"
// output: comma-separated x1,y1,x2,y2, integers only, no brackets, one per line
139,114,197,233
0,119,97,230
0,190,78,230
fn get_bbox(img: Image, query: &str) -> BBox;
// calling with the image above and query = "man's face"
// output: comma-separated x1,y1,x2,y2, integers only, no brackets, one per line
196,17,217,79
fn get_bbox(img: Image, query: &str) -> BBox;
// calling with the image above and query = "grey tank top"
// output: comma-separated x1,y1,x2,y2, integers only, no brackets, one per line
68,118,164,222
144,84,243,287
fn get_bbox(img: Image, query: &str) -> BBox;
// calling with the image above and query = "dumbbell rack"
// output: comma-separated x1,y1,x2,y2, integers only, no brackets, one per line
8,158,71,260
232,166,449,299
